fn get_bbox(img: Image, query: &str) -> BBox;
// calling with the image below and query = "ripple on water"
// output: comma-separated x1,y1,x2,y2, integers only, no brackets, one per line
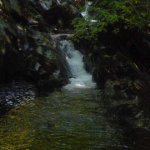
0,90,147,150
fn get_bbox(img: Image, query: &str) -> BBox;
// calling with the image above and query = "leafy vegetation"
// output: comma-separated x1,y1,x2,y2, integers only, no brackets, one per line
73,0,150,40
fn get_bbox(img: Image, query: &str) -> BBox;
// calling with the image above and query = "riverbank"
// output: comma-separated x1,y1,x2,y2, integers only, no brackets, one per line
0,81,36,116
73,30,150,132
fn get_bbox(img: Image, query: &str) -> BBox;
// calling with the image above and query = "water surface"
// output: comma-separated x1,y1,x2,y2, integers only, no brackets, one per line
0,89,130,150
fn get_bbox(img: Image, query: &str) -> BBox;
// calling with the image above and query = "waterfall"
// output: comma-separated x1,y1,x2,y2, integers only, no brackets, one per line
81,1,92,20
81,1,97,23
59,40,96,90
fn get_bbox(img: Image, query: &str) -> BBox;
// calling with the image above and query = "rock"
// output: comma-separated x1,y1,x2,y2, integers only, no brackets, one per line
42,1,79,29
38,0,52,10
0,82,36,115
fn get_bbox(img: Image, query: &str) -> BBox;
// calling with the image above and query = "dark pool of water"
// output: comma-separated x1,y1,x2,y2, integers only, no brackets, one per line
0,89,149,150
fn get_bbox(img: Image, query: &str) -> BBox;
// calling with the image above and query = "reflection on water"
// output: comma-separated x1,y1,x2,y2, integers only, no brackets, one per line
0,89,149,150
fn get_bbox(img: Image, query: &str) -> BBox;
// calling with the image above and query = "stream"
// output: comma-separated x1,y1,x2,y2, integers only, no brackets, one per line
0,89,130,150
0,89,150,150
0,39,149,150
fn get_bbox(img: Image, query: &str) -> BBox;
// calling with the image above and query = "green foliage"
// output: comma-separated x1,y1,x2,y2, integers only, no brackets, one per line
73,0,149,40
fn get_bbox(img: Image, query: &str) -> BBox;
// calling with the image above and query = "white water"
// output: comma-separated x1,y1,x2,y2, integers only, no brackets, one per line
81,1,92,20
59,40,96,90
81,1,97,23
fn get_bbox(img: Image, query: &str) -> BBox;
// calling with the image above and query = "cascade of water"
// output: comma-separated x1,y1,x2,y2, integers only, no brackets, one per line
59,40,96,90
81,1,92,20
81,1,97,23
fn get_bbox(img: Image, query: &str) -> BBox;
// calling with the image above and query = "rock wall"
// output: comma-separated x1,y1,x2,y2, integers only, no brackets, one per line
75,30,150,129
0,0,79,91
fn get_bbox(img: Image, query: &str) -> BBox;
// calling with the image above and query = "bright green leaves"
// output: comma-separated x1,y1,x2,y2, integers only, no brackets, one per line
73,0,149,41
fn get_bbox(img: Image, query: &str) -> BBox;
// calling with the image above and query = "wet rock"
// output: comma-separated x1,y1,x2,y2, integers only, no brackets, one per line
38,0,52,10
0,82,36,115
42,1,79,29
